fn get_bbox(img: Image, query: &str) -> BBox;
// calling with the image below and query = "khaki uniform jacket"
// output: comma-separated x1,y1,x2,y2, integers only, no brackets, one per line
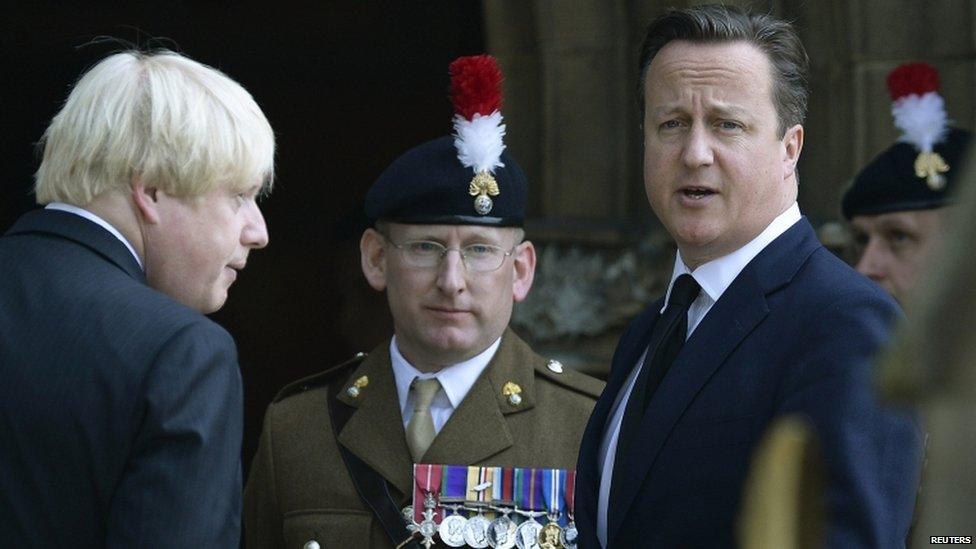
244,329,604,549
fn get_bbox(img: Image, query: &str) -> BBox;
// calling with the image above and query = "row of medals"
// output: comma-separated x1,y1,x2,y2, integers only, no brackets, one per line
425,499,577,549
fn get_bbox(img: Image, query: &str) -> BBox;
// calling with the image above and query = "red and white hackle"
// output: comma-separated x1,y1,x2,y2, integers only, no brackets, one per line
887,62,951,189
449,55,506,215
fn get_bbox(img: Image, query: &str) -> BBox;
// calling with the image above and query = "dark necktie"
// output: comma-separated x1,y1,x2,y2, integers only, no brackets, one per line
616,274,701,456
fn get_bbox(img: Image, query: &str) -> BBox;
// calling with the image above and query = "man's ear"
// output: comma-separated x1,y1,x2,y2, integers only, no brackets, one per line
782,124,804,180
360,228,388,291
511,240,536,302
131,179,161,224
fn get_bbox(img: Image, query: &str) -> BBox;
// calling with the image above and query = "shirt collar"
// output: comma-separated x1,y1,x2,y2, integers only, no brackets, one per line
391,336,502,415
663,202,801,310
45,203,143,270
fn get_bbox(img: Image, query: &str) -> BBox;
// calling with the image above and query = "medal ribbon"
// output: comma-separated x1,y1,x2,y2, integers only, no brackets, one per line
520,467,542,512
541,468,565,524
491,467,503,502
483,466,496,518
441,464,467,501
565,470,576,521
513,467,526,510
482,467,493,503
466,466,479,502
412,463,444,523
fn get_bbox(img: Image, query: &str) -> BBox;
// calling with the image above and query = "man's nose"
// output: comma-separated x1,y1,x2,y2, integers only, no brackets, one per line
243,203,269,249
855,240,886,282
436,248,466,294
682,124,714,168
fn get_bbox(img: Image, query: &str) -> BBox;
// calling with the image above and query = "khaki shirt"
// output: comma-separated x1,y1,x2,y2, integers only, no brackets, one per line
244,329,604,548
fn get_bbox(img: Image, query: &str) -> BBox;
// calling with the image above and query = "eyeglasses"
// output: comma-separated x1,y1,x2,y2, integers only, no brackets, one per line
382,236,517,273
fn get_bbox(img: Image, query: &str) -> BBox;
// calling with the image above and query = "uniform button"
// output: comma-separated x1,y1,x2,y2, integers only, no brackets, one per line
304,540,321,549
547,359,564,374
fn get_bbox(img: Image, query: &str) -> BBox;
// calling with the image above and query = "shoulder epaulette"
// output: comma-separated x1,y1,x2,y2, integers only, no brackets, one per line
533,358,605,399
272,352,367,403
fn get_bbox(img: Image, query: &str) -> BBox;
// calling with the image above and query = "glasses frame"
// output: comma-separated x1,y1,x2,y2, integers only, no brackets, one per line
380,233,519,273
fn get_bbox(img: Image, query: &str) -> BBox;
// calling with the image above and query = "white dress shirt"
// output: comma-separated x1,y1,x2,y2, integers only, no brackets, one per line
391,336,501,434
45,203,143,269
596,202,801,547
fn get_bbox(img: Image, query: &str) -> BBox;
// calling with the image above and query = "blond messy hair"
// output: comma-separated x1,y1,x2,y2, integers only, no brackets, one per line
34,49,275,205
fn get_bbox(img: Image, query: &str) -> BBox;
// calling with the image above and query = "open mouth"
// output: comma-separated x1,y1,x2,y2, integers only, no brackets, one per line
680,187,717,199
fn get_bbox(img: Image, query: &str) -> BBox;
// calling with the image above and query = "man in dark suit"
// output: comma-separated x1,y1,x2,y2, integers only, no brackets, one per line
575,5,923,548
0,50,274,547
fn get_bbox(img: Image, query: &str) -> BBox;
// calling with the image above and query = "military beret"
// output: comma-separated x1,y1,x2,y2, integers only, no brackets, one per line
364,135,527,226
843,127,973,219
843,62,974,219
364,55,527,227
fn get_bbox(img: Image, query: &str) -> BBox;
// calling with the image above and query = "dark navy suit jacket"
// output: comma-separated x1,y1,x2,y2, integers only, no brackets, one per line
0,209,243,548
575,219,923,548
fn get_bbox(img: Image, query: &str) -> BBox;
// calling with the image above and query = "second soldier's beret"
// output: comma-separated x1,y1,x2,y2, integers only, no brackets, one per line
842,126,973,219
842,62,974,220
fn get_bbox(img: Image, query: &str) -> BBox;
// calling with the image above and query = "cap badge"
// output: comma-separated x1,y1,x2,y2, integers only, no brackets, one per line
469,172,500,215
914,151,949,190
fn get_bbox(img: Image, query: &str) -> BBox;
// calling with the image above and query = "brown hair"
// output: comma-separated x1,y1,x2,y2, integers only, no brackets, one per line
637,4,809,134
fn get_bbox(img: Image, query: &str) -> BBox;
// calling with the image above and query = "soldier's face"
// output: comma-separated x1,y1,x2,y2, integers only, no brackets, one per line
642,40,802,268
850,208,945,304
361,223,536,371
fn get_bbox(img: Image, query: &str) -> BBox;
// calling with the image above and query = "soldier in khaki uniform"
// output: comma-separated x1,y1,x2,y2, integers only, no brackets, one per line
244,55,604,549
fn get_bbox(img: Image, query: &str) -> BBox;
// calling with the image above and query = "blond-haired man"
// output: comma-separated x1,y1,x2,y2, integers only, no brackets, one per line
0,50,273,547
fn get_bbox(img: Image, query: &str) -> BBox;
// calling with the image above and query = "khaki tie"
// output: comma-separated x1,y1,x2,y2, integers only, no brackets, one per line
406,377,442,462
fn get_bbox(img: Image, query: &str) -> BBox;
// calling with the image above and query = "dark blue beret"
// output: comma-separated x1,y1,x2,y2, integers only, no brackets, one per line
843,127,973,219
364,135,527,227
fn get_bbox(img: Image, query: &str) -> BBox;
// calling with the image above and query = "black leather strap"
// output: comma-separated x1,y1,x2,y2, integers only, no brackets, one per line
327,382,424,549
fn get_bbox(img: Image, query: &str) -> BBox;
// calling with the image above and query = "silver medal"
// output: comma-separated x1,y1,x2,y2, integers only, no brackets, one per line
438,513,468,548
560,521,578,549
515,519,543,549
486,514,517,548
463,514,492,548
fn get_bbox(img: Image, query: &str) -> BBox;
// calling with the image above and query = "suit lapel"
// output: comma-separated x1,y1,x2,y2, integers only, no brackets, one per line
336,348,414,498
585,305,661,463
575,306,659,537
423,329,536,465
607,219,821,543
